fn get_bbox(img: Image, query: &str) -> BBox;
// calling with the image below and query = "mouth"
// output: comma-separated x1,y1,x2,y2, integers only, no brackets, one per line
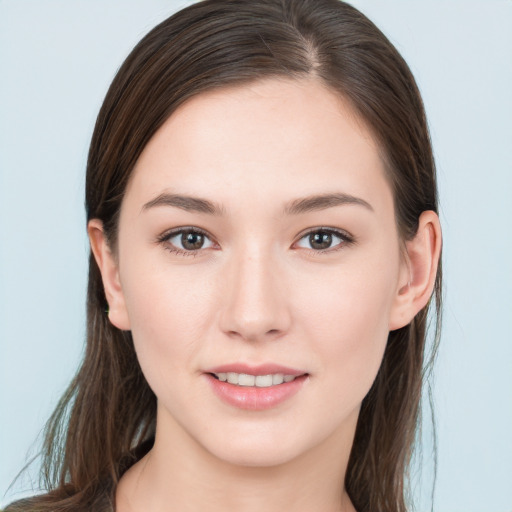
203,364,309,410
208,372,303,387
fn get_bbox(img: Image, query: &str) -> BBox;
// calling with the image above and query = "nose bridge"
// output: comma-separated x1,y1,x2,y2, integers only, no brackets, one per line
219,241,290,341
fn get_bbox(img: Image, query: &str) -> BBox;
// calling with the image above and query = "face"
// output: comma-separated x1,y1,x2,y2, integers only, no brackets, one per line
99,78,411,467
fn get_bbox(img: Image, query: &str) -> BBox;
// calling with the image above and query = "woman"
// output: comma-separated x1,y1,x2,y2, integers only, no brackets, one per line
5,0,442,511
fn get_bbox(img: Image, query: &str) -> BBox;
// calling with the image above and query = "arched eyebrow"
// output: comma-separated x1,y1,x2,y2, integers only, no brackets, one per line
283,193,374,215
141,192,373,216
142,193,225,215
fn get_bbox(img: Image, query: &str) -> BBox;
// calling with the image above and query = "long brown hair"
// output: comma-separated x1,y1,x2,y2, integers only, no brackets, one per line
6,1,442,511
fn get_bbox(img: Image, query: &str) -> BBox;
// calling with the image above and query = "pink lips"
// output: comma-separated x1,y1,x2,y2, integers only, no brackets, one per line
205,363,305,376
203,363,308,411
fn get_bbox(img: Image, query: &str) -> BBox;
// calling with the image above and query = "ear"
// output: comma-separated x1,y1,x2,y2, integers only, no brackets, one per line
88,219,131,331
389,210,442,331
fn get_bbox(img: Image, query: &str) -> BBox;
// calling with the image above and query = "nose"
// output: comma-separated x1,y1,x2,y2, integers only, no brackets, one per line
218,245,291,342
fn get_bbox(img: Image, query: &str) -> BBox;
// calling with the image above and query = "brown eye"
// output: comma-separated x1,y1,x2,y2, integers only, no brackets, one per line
181,231,205,250
295,228,351,252
309,231,333,250
163,228,214,254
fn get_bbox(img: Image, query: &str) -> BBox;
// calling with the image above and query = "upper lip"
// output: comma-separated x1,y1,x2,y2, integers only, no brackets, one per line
204,363,307,376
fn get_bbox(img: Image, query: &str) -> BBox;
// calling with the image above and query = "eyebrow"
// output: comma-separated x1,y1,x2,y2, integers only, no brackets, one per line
142,193,225,215
283,192,374,215
141,192,373,216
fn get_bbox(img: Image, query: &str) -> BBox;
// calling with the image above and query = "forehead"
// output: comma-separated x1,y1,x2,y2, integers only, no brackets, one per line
125,78,393,215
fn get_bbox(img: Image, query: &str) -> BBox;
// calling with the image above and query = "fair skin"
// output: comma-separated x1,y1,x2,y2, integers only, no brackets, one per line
89,78,441,512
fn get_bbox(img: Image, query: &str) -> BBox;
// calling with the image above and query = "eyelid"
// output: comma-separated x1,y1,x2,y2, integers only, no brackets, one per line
157,226,217,256
157,225,212,242
293,227,355,252
156,225,355,256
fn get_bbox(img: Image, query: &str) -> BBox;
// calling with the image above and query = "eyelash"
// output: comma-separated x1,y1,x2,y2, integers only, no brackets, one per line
157,226,355,257
157,227,213,258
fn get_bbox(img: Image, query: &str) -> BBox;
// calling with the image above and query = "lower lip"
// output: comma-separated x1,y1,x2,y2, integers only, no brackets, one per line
204,374,308,411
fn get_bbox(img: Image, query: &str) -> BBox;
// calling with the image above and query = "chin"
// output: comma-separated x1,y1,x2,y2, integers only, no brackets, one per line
195,417,333,469
208,437,304,468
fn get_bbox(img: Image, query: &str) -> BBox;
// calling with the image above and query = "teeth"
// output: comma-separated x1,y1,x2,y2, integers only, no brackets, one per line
238,373,255,386
272,373,284,385
255,375,273,387
214,372,298,387
227,372,239,385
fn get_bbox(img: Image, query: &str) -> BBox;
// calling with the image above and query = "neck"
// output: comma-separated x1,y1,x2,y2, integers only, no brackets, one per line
116,407,358,512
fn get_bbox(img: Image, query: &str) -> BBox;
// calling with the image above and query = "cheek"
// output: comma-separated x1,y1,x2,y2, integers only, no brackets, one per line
119,262,215,386
295,256,398,393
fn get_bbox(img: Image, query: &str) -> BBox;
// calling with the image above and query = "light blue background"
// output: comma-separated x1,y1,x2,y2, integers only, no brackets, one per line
1,1,511,511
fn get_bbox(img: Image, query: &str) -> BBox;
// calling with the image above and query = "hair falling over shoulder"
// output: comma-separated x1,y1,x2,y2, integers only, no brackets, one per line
5,1,442,511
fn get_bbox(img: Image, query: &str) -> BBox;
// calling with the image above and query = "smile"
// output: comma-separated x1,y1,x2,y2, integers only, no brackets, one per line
211,372,298,387
205,369,308,410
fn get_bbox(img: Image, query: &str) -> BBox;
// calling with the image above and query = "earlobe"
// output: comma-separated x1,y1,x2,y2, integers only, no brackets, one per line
87,219,131,331
389,211,442,331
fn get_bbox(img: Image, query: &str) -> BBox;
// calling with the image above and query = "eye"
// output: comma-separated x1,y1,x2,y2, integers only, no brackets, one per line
159,228,215,255
295,228,353,252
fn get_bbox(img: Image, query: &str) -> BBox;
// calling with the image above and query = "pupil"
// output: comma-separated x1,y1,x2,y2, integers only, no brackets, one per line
310,232,332,250
182,232,204,250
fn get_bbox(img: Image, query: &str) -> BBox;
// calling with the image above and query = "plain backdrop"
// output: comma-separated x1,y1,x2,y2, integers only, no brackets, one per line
1,1,511,511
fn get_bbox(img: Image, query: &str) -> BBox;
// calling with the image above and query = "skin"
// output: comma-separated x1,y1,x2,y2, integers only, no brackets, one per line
89,78,441,512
